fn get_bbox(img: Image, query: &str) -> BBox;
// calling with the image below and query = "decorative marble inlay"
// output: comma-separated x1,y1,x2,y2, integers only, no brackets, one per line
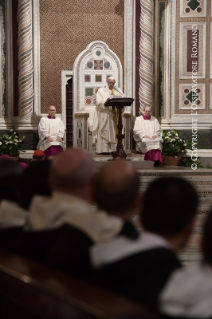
188,0,201,11
104,61,111,69
96,50,101,56
179,84,205,109
95,74,102,82
180,0,206,17
85,87,94,97
186,89,199,103
84,74,91,82
86,61,93,69
85,98,92,105
94,60,103,70
73,41,123,147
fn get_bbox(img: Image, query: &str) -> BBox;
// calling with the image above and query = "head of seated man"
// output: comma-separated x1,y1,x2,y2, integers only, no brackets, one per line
50,148,96,203
48,105,56,117
159,193,211,319
141,177,198,252
144,105,151,118
94,160,141,220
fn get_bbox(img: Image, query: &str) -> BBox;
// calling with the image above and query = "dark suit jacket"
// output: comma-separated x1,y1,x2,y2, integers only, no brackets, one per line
15,221,138,281
0,227,23,251
16,224,94,279
92,240,181,311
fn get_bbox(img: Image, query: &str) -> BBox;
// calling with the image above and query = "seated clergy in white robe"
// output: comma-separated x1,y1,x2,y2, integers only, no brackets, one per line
133,105,163,166
92,77,124,154
37,105,65,158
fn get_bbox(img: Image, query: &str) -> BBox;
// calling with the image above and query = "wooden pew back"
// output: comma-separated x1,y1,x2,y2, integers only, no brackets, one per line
0,249,160,319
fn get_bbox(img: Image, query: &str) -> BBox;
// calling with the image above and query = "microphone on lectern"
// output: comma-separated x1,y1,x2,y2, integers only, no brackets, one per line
113,86,123,96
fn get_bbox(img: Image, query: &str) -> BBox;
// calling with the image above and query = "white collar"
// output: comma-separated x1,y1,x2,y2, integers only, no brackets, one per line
52,191,89,207
0,200,27,229
90,231,171,268
26,194,123,242
140,231,171,250
160,262,212,318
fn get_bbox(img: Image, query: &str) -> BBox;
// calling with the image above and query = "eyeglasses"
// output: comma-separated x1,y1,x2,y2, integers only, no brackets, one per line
49,110,56,112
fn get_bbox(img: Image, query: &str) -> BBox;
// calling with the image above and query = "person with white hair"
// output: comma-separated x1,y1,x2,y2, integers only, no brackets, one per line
37,105,65,158
133,105,163,166
92,76,124,154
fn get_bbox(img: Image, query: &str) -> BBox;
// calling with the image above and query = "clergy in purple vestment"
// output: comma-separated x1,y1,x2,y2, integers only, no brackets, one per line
37,106,66,158
133,105,163,166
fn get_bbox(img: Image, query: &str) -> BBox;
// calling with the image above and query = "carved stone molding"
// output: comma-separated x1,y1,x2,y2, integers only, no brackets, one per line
139,0,154,113
18,0,34,120
124,0,134,104
75,112,89,150
162,0,212,129
32,0,41,118
73,41,123,147
123,111,131,153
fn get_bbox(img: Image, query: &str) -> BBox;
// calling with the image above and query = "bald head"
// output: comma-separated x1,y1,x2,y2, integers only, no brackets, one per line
48,105,56,116
51,148,95,192
94,160,140,214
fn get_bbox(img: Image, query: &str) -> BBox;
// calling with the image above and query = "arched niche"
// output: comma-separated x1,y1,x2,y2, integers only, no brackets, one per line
73,41,123,131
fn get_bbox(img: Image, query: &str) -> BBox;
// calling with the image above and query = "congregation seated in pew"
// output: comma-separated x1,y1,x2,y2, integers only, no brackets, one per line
14,148,124,279
0,158,26,251
90,174,198,312
1,147,212,318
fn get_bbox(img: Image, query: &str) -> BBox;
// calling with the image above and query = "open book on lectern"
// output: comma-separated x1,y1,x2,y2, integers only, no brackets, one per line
105,97,135,107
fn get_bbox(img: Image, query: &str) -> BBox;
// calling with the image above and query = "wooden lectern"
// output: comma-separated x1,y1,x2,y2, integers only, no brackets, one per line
104,97,134,160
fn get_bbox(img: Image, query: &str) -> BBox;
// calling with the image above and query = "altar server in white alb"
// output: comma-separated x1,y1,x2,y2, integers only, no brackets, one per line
133,105,163,166
92,76,124,154
37,105,65,158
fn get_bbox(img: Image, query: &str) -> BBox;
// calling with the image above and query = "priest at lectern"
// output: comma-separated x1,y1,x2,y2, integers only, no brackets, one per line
92,76,124,154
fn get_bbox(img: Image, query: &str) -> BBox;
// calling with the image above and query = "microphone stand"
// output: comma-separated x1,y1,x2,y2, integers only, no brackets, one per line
113,86,123,96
